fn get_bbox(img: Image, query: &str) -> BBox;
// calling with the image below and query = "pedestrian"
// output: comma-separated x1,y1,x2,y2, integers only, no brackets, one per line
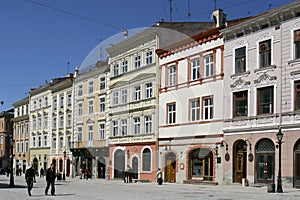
25,164,36,196
124,165,130,183
156,168,163,185
40,168,44,177
45,163,56,196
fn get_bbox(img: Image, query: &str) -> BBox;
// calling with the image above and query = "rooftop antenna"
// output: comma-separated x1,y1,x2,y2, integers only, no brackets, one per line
169,0,173,22
187,0,191,21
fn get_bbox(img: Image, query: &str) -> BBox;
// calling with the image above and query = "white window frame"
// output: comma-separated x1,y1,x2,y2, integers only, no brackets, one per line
145,83,153,99
144,115,152,134
168,65,176,86
204,54,214,78
133,117,140,134
134,86,141,101
121,119,127,136
191,58,200,80
121,89,128,104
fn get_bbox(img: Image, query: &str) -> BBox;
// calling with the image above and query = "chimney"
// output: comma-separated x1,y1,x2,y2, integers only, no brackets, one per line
74,66,79,77
212,9,227,28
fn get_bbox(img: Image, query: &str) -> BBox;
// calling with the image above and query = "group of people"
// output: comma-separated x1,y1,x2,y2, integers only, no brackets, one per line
25,163,56,196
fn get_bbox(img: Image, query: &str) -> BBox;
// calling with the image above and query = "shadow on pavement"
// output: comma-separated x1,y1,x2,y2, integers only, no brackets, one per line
0,183,27,189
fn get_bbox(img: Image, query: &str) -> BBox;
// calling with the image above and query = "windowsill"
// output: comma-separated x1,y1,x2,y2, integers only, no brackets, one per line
254,65,276,73
230,71,250,78
288,58,300,66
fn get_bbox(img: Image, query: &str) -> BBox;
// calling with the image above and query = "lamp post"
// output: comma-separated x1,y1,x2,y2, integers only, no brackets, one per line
63,150,66,180
9,135,14,187
276,129,283,193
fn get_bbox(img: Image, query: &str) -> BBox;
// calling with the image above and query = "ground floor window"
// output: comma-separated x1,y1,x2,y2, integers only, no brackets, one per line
189,148,213,181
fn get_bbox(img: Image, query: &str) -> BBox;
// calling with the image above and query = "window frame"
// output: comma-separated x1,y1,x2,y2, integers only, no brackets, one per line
233,90,248,117
257,86,274,115
168,65,177,86
202,96,213,120
235,47,246,74
167,102,176,124
204,54,214,78
191,58,200,81
189,98,200,121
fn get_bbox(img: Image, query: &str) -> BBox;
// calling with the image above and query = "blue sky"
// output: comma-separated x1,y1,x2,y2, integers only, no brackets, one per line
0,0,295,111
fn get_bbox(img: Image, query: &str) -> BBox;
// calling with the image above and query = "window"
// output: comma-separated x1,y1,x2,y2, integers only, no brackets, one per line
295,81,300,111
233,91,248,117
26,142,28,152
134,55,141,68
122,60,128,73
121,89,128,104
99,123,105,140
17,143,20,153
235,47,246,74
294,30,300,59
33,101,36,110
44,135,47,146
191,58,200,80
78,85,83,96
100,77,105,90
67,94,72,106
113,91,119,105
112,121,118,136
67,136,71,149
44,97,48,106
142,148,151,171
39,99,42,108
88,125,93,147
113,63,119,76
67,114,72,127
53,99,57,110
59,116,64,128
60,136,63,149
78,102,83,116
53,138,56,149
88,100,94,114
133,117,140,134
60,96,64,108
203,97,213,120
167,103,176,124
190,99,200,121
99,97,105,112
168,65,176,86
259,40,271,68
145,83,153,99
21,142,24,152
38,116,42,128
257,86,273,115
33,136,36,147
204,54,214,77
33,116,36,129
121,119,127,136
53,117,57,128
134,86,141,101
77,127,82,142
88,81,94,94
38,136,42,148
145,50,153,65
145,116,152,134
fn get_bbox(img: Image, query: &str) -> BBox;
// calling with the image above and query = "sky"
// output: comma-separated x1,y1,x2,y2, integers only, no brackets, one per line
0,0,296,111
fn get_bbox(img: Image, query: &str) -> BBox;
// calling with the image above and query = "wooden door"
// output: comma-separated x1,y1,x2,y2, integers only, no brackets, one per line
165,153,176,182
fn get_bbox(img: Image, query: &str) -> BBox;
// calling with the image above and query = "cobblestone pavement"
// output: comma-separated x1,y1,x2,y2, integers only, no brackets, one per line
1,175,300,200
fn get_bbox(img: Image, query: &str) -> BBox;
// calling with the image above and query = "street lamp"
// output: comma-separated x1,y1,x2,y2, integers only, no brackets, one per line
276,128,283,193
63,150,66,180
9,135,14,187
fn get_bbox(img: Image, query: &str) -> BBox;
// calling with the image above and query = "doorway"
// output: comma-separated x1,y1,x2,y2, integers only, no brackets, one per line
97,158,105,178
165,152,176,182
233,140,247,183
132,157,138,179
114,150,125,179
294,140,300,188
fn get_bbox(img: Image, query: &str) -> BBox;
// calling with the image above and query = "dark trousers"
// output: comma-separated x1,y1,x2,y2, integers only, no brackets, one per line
26,178,34,195
45,180,55,195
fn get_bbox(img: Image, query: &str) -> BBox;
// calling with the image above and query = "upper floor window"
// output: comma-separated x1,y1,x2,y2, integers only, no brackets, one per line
257,86,273,115
113,91,119,105
294,30,300,59
78,85,83,96
190,98,200,121
259,39,271,68
88,125,93,147
77,127,82,142
33,101,37,110
295,81,300,111
233,91,248,117
44,135,47,147
53,117,57,128
204,54,214,77
100,77,105,90
88,100,94,114
134,55,141,69
38,99,42,108
113,63,119,76
99,123,105,140
99,97,105,112
145,116,152,134
145,50,153,65
235,47,246,74
78,102,83,116
167,103,176,124
44,97,48,106
121,119,127,136
168,65,176,86
122,60,128,73
53,99,57,110
44,116,48,127
67,114,72,127
88,81,94,94
133,117,140,134
134,86,141,101
145,83,153,99
60,96,64,108
203,96,213,120
67,94,72,106
191,58,200,80
112,121,118,136
59,116,64,128
121,89,128,104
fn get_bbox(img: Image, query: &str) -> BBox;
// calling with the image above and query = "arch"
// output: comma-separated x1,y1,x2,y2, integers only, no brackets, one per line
131,156,139,179
142,148,151,172
188,148,213,181
232,139,247,183
294,139,300,187
33,157,39,174
164,152,176,183
114,149,125,179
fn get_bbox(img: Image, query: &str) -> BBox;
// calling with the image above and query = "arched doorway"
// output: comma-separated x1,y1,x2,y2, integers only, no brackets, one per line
97,157,105,178
114,150,125,179
189,148,213,181
294,140,300,188
165,152,176,182
233,140,247,183
255,138,275,184
132,157,138,179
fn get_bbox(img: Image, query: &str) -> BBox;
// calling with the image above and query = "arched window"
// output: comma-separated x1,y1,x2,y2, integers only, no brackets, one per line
142,148,151,171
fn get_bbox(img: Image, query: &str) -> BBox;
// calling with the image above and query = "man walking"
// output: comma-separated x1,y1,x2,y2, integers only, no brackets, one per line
25,164,36,196
45,163,56,196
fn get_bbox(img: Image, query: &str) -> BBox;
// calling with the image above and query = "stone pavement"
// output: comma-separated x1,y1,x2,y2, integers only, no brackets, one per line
1,175,300,200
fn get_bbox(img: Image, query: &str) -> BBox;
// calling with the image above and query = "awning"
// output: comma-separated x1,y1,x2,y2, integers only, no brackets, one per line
70,147,109,158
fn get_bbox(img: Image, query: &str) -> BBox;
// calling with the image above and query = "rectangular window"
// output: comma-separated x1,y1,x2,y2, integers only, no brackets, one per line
257,86,274,115
38,135,41,147
60,96,64,108
67,114,72,127
235,47,246,74
112,121,118,136
168,65,176,86
44,97,48,106
145,116,152,134
67,136,71,149
33,136,36,147
88,125,93,147
295,81,300,111
145,50,153,65
99,124,105,140
44,135,47,146
134,86,141,101
191,58,200,80
99,97,105,112
204,54,214,77
38,116,42,128
113,64,119,76
133,117,140,134
190,99,200,121
67,94,72,106
60,136,63,149
33,117,36,129
59,116,64,128
26,142,28,152
233,91,248,117
53,117,57,128
77,127,82,142
134,55,141,68
121,89,128,104
78,85,83,96
88,100,94,114
167,103,176,124
203,97,213,120
100,77,105,90
259,39,271,68
88,81,94,94
145,83,153,99
53,138,56,149
39,99,42,108
78,102,83,116
53,99,57,110
113,91,119,105
294,30,300,59
122,60,128,73
121,119,127,136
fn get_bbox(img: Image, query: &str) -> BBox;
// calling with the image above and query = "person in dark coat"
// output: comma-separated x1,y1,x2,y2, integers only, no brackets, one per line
156,168,163,185
25,165,36,196
45,163,56,196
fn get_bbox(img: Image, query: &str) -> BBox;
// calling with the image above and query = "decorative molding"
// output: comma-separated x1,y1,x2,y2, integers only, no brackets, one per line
230,78,250,90
254,72,277,86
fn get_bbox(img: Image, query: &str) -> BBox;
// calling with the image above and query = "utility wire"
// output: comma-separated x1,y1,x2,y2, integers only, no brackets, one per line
25,0,124,31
